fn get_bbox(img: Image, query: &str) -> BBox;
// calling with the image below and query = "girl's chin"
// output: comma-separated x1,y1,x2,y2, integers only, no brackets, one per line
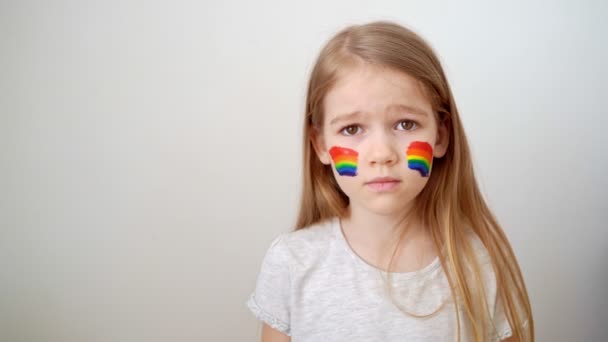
341,186,424,216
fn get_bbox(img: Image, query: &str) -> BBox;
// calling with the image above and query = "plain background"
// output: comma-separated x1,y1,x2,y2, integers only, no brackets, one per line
2,0,607,341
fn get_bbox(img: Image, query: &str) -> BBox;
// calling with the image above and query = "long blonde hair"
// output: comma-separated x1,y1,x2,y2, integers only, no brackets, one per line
295,21,534,341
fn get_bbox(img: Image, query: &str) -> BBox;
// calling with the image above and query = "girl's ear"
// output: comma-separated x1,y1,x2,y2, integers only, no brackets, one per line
433,118,450,158
310,128,332,165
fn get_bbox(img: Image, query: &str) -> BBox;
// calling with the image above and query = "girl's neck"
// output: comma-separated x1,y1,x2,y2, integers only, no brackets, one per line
341,202,424,252
340,203,436,273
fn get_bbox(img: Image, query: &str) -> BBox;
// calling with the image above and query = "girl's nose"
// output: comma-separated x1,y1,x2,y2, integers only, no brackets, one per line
367,135,399,167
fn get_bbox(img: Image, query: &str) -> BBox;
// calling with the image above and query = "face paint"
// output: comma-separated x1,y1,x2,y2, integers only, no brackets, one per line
407,141,433,177
329,146,358,177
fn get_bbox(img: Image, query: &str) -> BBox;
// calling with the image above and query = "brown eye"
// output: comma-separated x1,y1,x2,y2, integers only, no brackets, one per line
342,125,361,136
397,120,417,131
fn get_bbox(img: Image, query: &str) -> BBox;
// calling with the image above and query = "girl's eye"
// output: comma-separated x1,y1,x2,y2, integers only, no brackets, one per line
396,120,417,131
341,125,362,136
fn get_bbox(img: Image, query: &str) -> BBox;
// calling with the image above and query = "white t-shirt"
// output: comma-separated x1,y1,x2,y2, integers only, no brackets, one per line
246,216,517,341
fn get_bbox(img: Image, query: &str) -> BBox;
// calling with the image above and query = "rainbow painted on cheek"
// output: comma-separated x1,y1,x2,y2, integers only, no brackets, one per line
406,141,433,177
329,146,358,177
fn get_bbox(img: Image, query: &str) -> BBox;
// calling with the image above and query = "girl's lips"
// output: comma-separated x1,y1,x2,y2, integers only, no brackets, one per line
365,180,401,192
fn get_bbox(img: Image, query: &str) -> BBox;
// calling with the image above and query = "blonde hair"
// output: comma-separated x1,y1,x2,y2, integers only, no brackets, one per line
295,21,534,341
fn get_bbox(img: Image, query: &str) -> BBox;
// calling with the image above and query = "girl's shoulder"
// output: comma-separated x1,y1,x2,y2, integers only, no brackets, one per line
265,218,339,267
463,227,493,263
283,217,338,246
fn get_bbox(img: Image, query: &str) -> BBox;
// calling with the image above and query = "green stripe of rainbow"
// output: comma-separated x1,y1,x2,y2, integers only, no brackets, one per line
407,141,433,177
329,146,358,177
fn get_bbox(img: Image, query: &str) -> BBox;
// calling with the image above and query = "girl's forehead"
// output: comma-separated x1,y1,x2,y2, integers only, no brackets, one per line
324,65,432,119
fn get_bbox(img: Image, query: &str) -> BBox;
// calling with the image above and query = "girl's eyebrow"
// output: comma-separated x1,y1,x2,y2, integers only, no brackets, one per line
329,111,364,126
387,104,430,118
329,104,429,126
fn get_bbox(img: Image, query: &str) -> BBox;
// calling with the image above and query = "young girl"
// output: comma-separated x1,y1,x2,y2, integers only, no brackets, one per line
246,21,533,342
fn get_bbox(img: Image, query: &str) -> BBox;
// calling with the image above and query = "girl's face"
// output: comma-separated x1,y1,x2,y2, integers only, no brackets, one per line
313,63,449,217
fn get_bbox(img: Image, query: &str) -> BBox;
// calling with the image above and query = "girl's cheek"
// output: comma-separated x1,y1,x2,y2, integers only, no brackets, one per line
406,141,433,177
329,146,359,177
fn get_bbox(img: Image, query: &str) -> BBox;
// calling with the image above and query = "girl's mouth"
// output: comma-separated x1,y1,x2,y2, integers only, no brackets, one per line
365,177,401,192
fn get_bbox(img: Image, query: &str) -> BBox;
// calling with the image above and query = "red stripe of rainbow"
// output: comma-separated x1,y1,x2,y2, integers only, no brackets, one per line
329,146,358,177
407,141,433,177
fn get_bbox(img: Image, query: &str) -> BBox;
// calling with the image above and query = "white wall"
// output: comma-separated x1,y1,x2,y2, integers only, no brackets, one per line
2,0,606,341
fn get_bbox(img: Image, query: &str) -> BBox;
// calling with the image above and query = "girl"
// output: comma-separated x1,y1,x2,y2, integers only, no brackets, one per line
246,21,533,342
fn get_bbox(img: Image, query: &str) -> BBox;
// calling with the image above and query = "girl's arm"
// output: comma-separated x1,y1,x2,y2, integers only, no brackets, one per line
262,323,291,342
503,336,518,342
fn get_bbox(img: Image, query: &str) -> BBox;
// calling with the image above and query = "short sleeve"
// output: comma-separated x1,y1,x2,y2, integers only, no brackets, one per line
492,292,530,341
467,230,529,341
493,293,513,340
246,234,292,335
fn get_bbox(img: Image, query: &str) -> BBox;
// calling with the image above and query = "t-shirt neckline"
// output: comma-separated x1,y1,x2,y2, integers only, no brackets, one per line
331,216,442,281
